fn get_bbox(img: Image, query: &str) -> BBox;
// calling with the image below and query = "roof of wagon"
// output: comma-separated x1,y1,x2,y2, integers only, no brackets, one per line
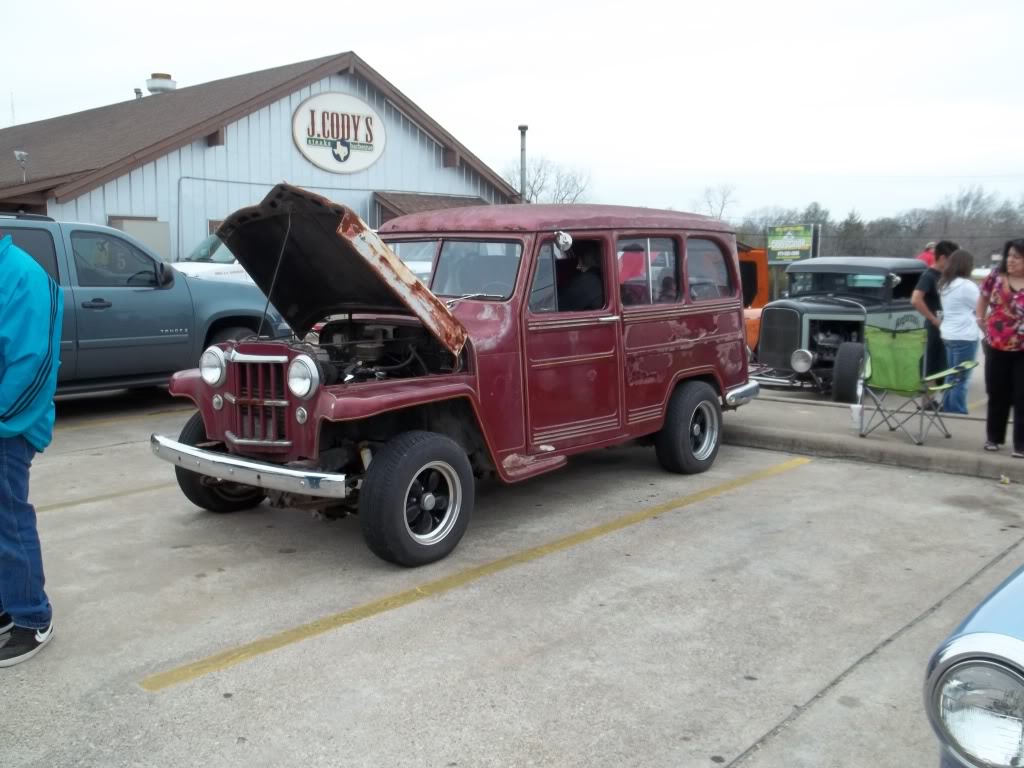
377,203,734,235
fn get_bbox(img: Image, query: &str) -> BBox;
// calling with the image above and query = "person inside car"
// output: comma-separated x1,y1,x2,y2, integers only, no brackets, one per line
560,246,605,311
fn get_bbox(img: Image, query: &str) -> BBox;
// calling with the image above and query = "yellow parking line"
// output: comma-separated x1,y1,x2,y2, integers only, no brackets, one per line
967,398,987,414
37,482,178,513
140,456,812,693
56,408,194,434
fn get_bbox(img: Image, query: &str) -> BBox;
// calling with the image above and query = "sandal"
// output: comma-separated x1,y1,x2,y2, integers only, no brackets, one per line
984,442,1000,452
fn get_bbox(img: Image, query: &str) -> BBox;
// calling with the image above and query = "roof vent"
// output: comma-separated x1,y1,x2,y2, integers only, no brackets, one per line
146,73,177,95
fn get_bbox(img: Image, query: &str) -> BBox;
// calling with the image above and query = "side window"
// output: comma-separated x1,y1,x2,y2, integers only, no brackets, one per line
686,238,734,301
0,227,59,281
528,242,557,313
618,237,679,306
71,232,157,288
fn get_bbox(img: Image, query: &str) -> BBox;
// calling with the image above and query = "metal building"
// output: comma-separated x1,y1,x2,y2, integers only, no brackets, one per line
0,52,518,261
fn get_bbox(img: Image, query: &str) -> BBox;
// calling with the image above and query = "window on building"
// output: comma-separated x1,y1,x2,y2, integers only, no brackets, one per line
71,231,158,288
0,227,59,281
686,238,734,301
618,237,679,306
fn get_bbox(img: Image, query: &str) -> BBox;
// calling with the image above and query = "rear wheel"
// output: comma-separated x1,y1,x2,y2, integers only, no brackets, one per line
655,381,722,474
359,431,474,567
174,413,267,513
832,342,865,404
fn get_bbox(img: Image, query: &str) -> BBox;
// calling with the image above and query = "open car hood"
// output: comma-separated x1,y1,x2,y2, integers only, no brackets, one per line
217,184,467,356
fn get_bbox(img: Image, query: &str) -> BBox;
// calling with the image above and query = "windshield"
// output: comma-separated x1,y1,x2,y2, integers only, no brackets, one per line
387,239,523,299
789,271,888,299
181,234,236,264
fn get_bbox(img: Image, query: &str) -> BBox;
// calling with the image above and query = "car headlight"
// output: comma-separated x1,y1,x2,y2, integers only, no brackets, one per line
935,661,1024,767
791,348,814,373
287,355,320,399
199,346,227,387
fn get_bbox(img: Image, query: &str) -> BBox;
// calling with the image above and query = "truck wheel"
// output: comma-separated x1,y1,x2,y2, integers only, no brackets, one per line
208,326,256,347
359,431,473,567
174,412,267,513
655,381,722,474
832,342,865,404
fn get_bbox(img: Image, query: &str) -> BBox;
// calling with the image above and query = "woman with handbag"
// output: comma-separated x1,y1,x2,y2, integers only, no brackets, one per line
977,238,1024,456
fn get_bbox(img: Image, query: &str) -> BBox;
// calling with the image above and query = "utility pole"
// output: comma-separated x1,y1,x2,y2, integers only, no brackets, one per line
518,124,528,202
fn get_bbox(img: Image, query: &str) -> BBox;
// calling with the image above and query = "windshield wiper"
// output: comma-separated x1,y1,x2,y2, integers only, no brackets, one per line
444,293,504,308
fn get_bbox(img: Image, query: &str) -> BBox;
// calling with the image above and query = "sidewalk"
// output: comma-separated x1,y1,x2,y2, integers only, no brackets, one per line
724,395,1022,483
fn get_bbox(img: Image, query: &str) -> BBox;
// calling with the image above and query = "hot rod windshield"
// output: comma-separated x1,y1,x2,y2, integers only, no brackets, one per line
788,271,888,299
387,239,523,299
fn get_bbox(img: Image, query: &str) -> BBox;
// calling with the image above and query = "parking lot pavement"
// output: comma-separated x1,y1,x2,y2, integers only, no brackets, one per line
3,392,1023,767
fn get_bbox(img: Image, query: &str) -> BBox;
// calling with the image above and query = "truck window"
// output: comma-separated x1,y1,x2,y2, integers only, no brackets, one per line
71,231,157,288
528,239,607,313
618,237,678,306
0,227,59,281
686,238,733,301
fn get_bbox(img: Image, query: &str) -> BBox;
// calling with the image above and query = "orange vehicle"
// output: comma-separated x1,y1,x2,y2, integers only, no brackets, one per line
738,243,769,353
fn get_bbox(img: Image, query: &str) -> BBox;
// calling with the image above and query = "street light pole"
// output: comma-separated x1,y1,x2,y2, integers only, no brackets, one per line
518,124,528,202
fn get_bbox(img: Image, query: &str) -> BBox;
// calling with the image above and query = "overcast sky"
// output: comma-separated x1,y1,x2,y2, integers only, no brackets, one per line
5,0,1021,220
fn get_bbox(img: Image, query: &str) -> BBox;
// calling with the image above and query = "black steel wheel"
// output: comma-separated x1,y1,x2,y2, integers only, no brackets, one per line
174,412,267,513
359,431,474,567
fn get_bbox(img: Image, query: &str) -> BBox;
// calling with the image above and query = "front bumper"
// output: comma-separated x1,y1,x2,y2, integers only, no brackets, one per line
150,434,348,499
724,380,760,407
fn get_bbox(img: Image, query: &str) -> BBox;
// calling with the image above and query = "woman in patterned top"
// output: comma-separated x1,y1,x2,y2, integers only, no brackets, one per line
977,238,1024,456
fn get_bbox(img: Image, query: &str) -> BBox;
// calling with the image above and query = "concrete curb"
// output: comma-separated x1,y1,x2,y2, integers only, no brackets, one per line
723,424,1024,483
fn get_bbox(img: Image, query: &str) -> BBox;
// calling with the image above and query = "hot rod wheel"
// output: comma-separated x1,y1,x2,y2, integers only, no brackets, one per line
833,341,866,404
358,431,474,567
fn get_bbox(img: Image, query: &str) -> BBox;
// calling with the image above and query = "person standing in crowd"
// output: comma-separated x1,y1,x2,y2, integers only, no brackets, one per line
977,238,1024,456
0,234,63,667
938,249,980,414
912,240,959,397
916,241,937,267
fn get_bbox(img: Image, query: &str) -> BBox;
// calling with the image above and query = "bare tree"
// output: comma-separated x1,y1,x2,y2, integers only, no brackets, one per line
503,156,590,204
693,184,737,220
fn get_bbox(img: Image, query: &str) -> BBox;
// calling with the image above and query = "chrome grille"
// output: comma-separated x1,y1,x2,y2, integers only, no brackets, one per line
758,308,801,370
227,357,291,448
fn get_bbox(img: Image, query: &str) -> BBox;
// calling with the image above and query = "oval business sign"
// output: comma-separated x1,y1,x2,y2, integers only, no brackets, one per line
292,93,386,174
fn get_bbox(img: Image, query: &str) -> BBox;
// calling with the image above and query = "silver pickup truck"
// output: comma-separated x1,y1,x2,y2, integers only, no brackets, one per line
0,214,289,395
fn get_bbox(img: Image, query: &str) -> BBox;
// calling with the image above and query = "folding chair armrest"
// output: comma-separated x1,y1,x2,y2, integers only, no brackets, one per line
923,367,959,382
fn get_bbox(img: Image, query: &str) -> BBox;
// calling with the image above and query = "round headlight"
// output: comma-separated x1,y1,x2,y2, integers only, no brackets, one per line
936,661,1024,767
287,355,320,400
199,346,227,387
790,348,814,374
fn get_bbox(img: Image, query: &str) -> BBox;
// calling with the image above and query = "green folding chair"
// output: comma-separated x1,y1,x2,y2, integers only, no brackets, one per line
858,326,978,446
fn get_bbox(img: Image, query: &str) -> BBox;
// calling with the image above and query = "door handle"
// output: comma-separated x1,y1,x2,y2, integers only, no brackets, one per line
81,299,112,309
598,315,621,323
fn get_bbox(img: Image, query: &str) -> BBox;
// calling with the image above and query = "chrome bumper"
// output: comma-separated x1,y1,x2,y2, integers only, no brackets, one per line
150,434,348,499
724,380,760,407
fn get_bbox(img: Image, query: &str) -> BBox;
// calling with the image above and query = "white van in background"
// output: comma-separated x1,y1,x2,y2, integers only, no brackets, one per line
173,234,254,283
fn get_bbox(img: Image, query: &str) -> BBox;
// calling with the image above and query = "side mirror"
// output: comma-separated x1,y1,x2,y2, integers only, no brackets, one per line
553,231,573,259
887,273,902,288
157,262,175,288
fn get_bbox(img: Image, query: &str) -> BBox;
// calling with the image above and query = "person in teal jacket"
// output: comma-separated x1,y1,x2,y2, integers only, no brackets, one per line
0,234,62,667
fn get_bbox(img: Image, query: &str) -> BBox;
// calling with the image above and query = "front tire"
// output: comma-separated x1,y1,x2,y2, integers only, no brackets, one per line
832,342,865,404
655,381,722,474
359,431,474,567
174,413,267,513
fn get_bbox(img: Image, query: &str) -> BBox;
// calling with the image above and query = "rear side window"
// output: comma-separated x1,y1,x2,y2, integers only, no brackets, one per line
618,237,679,305
0,227,59,281
686,238,733,301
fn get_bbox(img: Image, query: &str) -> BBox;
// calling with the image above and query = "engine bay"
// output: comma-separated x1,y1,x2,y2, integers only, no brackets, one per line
293,318,463,385
808,320,861,363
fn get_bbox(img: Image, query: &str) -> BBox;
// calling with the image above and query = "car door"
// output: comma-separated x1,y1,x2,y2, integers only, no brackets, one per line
522,234,625,451
65,227,195,380
0,224,78,383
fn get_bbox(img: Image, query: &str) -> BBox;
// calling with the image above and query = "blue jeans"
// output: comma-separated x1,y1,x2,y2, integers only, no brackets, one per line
0,436,51,629
942,339,979,415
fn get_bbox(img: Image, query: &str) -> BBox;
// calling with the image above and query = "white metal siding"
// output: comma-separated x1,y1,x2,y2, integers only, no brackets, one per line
49,72,510,259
